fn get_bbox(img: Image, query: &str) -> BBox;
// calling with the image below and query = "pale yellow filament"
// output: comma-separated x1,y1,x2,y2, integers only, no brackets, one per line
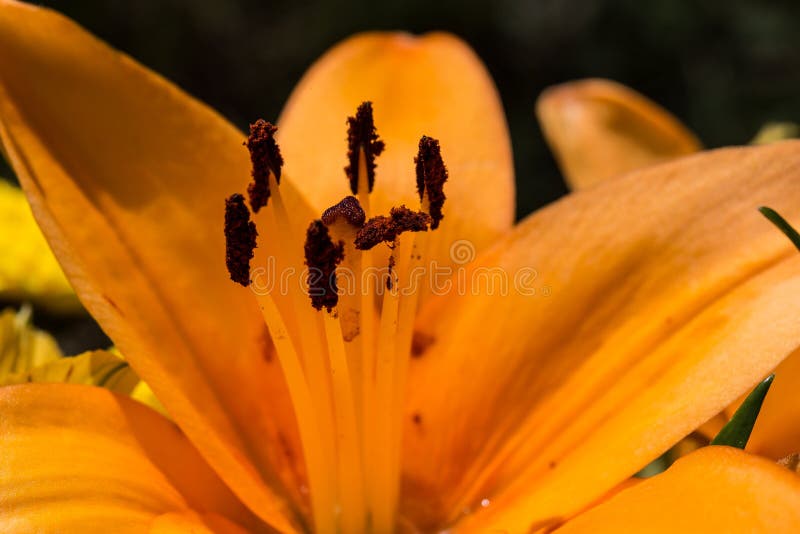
265,173,338,533
323,311,366,532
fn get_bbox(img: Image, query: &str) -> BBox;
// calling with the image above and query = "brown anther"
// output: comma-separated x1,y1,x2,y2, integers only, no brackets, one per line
304,220,345,312
354,206,431,250
225,193,258,286
321,195,366,228
245,119,284,212
390,205,431,233
415,135,448,229
345,101,385,194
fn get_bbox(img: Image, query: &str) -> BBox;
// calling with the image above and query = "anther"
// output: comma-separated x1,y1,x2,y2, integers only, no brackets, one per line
304,220,345,312
415,136,448,229
345,101,385,194
245,119,284,212
224,193,258,286
354,206,431,250
321,195,366,228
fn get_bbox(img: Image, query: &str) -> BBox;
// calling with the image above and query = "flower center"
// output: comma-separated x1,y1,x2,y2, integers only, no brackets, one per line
224,102,448,533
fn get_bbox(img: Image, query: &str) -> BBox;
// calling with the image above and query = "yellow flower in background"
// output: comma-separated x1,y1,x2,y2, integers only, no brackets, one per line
0,180,80,312
0,304,62,371
0,305,164,414
2,2,800,534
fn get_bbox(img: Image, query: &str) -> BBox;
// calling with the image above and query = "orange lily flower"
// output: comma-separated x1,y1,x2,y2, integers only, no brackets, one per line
2,2,800,533
538,78,800,469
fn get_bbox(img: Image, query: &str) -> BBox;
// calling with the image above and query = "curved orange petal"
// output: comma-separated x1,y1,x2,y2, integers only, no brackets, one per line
537,79,701,190
0,383,265,533
727,347,800,460
402,141,800,529
278,32,514,287
461,255,800,532
553,447,800,533
150,512,256,534
0,2,305,528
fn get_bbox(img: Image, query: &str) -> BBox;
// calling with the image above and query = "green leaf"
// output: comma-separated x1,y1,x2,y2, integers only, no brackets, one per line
711,374,774,449
759,207,800,251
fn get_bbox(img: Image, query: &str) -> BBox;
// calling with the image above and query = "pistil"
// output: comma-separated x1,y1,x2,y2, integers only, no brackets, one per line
305,219,366,533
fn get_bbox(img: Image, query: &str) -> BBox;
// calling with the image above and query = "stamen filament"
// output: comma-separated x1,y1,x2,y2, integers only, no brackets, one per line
356,148,381,529
265,172,338,532
390,232,429,505
323,215,367,453
322,311,366,532
254,293,333,534
372,235,414,532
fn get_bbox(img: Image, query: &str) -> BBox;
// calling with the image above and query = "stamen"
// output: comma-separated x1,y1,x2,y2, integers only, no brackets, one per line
415,136,449,229
318,196,369,532
246,119,284,212
321,195,366,228
304,220,345,312
227,104,452,532
224,193,257,286
354,206,431,250
320,196,367,341
345,102,385,194
257,169,339,531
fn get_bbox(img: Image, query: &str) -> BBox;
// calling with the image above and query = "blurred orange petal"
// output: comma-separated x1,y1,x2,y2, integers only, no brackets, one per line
555,447,800,533
537,79,700,189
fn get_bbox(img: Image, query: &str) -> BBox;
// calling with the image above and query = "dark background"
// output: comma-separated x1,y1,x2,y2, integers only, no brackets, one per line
4,0,800,350
7,0,800,217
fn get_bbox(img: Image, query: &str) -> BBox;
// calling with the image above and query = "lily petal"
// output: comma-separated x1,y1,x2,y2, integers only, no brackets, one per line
727,348,800,460
150,512,254,534
0,1,306,528
278,32,515,281
0,383,264,533
403,141,800,529
554,447,800,533
537,79,700,190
